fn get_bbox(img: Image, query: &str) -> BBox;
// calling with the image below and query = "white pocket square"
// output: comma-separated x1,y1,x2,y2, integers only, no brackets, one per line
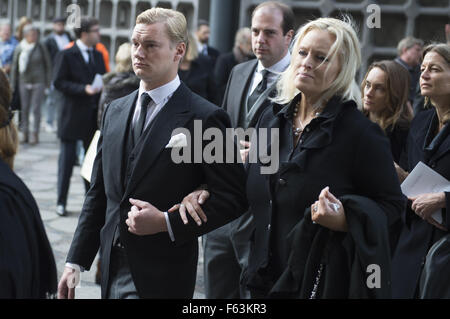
165,133,188,148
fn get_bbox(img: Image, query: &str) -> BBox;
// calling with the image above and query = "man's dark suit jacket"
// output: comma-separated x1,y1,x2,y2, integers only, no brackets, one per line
222,59,275,129
44,32,72,62
53,44,106,141
66,83,248,298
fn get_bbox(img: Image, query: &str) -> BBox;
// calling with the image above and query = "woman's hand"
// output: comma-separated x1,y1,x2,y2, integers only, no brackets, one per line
409,192,447,231
311,187,347,232
168,189,211,226
240,140,251,163
394,162,409,183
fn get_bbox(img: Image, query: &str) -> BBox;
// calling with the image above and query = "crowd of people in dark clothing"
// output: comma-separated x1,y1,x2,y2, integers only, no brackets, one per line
0,1,449,299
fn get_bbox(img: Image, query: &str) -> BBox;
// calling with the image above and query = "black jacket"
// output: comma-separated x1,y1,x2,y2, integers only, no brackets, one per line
44,32,72,62
179,55,217,104
386,122,409,170
0,159,57,298
66,84,248,298
53,43,106,141
97,71,140,127
391,108,450,298
243,94,405,296
269,195,392,298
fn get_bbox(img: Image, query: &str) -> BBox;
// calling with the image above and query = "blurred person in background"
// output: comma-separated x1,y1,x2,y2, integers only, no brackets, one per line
44,17,73,133
214,27,254,105
178,33,217,104
10,24,51,145
0,23,19,77
195,20,220,66
53,17,106,217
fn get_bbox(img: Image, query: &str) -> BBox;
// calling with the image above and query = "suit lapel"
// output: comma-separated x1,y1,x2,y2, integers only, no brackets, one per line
123,84,193,199
108,90,138,195
71,44,92,76
231,61,257,127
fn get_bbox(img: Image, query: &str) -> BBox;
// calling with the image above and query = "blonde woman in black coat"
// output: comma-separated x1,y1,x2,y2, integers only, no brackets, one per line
173,17,405,298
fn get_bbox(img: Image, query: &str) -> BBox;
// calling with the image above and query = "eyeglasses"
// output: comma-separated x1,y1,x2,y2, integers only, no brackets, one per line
89,28,100,33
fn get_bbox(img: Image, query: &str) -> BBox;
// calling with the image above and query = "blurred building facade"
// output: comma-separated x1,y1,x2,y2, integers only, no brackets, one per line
0,0,448,75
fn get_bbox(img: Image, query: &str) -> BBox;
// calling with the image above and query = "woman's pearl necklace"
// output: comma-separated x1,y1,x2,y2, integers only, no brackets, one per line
292,103,321,137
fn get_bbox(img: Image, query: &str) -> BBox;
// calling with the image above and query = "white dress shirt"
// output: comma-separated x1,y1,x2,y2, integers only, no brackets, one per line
54,33,70,51
247,51,291,97
75,39,92,63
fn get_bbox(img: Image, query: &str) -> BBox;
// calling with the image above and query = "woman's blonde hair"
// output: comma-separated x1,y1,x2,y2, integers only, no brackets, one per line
274,16,362,107
0,69,18,169
115,42,133,73
184,33,199,62
361,60,412,131
422,43,450,124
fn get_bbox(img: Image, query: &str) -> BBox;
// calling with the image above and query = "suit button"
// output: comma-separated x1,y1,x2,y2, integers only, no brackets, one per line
430,162,436,168
278,178,287,186
267,224,271,231
269,200,272,206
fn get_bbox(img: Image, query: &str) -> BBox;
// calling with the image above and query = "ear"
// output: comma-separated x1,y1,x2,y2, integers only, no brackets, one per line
174,42,186,63
285,29,294,45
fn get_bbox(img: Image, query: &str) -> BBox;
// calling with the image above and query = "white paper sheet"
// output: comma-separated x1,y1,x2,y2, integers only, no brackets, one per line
81,130,100,183
91,73,103,90
401,161,450,224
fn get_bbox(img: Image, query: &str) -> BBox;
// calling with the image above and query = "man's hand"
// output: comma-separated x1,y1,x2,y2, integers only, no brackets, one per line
85,84,100,96
57,266,79,299
409,192,447,230
168,190,210,225
126,198,168,235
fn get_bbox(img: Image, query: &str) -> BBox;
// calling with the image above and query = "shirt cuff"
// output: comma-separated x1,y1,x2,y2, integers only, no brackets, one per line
65,263,84,272
164,211,175,242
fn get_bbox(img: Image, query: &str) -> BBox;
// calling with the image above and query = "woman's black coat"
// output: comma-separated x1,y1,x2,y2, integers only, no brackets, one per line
391,108,450,298
0,159,57,298
243,94,406,296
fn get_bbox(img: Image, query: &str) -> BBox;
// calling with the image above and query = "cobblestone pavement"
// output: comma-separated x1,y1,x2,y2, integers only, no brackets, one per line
14,130,205,299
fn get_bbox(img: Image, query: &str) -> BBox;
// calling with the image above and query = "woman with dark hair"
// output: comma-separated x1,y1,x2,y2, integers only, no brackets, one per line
391,43,450,298
361,60,413,173
0,68,57,298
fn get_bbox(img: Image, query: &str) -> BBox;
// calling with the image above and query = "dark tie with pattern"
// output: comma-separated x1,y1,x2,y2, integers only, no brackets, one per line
133,93,152,144
247,69,269,111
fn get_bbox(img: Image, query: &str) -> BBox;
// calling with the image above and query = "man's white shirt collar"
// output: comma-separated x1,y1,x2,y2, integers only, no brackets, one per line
256,51,291,75
137,75,181,106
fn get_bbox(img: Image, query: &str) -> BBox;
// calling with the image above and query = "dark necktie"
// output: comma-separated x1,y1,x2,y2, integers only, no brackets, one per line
247,69,269,111
133,93,152,144
88,49,95,72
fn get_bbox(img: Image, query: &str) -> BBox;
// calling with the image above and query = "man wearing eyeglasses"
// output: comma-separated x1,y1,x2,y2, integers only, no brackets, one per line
53,16,106,217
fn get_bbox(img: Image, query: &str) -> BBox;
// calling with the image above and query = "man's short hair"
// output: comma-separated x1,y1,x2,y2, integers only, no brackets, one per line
397,36,424,55
197,19,209,30
136,8,188,46
74,16,99,39
251,1,294,35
